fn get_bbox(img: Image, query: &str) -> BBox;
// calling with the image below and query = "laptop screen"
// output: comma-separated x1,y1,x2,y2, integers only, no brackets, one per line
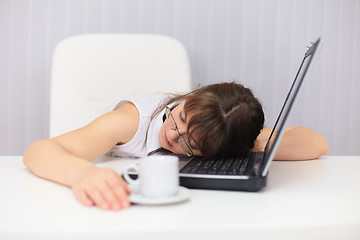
261,39,321,177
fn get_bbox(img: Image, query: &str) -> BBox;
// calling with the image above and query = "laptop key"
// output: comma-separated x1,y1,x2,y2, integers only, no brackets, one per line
218,158,235,175
207,159,225,174
238,153,251,175
180,157,207,173
228,158,243,175
198,159,216,174
190,159,207,173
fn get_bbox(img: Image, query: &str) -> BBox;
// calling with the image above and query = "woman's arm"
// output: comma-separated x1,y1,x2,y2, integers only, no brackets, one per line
253,127,329,160
23,103,139,210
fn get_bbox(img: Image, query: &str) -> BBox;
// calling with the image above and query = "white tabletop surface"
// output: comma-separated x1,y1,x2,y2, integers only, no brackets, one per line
0,155,359,240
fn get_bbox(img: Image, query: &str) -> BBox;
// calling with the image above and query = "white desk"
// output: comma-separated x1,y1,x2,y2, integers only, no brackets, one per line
0,156,359,240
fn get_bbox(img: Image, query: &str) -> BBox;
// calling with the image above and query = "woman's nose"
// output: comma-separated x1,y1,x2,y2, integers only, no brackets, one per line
177,125,187,135
168,126,186,140
167,128,180,140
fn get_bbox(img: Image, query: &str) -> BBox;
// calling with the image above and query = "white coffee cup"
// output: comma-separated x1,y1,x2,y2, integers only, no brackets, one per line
123,156,179,199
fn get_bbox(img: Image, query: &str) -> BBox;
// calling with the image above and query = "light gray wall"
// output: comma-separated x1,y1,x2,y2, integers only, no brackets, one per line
1,0,359,156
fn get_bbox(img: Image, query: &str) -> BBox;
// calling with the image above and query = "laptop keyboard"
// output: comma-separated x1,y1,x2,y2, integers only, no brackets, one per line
180,152,253,175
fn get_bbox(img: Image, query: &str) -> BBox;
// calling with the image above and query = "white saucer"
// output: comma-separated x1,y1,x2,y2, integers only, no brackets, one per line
128,185,190,205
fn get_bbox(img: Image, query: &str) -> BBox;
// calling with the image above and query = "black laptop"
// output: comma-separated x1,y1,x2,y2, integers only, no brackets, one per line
178,38,322,192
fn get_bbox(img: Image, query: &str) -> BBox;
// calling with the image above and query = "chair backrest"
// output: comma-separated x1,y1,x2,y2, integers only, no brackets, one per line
50,34,192,137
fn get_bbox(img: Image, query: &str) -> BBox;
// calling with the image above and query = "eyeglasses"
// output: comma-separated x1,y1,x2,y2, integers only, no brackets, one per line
165,106,194,157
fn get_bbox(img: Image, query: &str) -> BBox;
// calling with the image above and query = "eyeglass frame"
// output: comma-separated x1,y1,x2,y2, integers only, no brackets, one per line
164,106,194,157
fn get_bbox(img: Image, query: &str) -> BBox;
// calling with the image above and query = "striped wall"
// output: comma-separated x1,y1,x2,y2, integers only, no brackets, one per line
0,0,359,155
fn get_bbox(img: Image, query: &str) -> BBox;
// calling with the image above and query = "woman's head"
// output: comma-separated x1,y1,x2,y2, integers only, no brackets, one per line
158,82,264,159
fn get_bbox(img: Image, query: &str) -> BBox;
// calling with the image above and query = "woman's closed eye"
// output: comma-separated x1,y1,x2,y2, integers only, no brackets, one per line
179,111,186,124
189,139,199,150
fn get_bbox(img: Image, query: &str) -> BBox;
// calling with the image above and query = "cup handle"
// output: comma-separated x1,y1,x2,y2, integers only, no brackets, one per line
123,164,140,185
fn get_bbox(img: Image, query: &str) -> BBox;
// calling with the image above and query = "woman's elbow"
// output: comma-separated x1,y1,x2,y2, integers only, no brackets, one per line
23,139,48,167
23,140,38,167
313,136,329,158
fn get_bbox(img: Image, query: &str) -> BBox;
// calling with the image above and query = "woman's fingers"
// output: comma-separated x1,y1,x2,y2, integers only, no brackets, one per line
72,167,131,210
74,189,94,207
88,187,110,210
106,176,130,209
101,182,124,210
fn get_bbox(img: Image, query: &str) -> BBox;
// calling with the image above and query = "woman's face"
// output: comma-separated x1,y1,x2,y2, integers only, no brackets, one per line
158,102,202,156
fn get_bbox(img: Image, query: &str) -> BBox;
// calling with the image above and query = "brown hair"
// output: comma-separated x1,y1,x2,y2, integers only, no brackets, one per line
173,82,264,159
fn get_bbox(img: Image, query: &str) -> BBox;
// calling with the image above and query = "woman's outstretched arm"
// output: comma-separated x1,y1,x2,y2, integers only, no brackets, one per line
23,103,139,210
253,127,329,160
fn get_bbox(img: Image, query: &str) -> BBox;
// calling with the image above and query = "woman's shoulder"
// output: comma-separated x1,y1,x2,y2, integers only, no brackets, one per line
113,96,170,117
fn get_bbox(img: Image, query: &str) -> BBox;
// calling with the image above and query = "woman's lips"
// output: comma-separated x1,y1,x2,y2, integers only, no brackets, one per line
164,131,173,148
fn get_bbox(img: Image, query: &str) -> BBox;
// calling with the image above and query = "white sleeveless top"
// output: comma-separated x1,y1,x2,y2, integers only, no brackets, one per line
106,96,169,158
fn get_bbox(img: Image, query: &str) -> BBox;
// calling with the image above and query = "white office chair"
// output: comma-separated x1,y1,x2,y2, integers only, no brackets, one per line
50,34,192,137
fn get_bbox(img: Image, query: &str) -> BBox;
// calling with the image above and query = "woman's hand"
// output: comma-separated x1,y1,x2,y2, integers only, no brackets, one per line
71,165,132,210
